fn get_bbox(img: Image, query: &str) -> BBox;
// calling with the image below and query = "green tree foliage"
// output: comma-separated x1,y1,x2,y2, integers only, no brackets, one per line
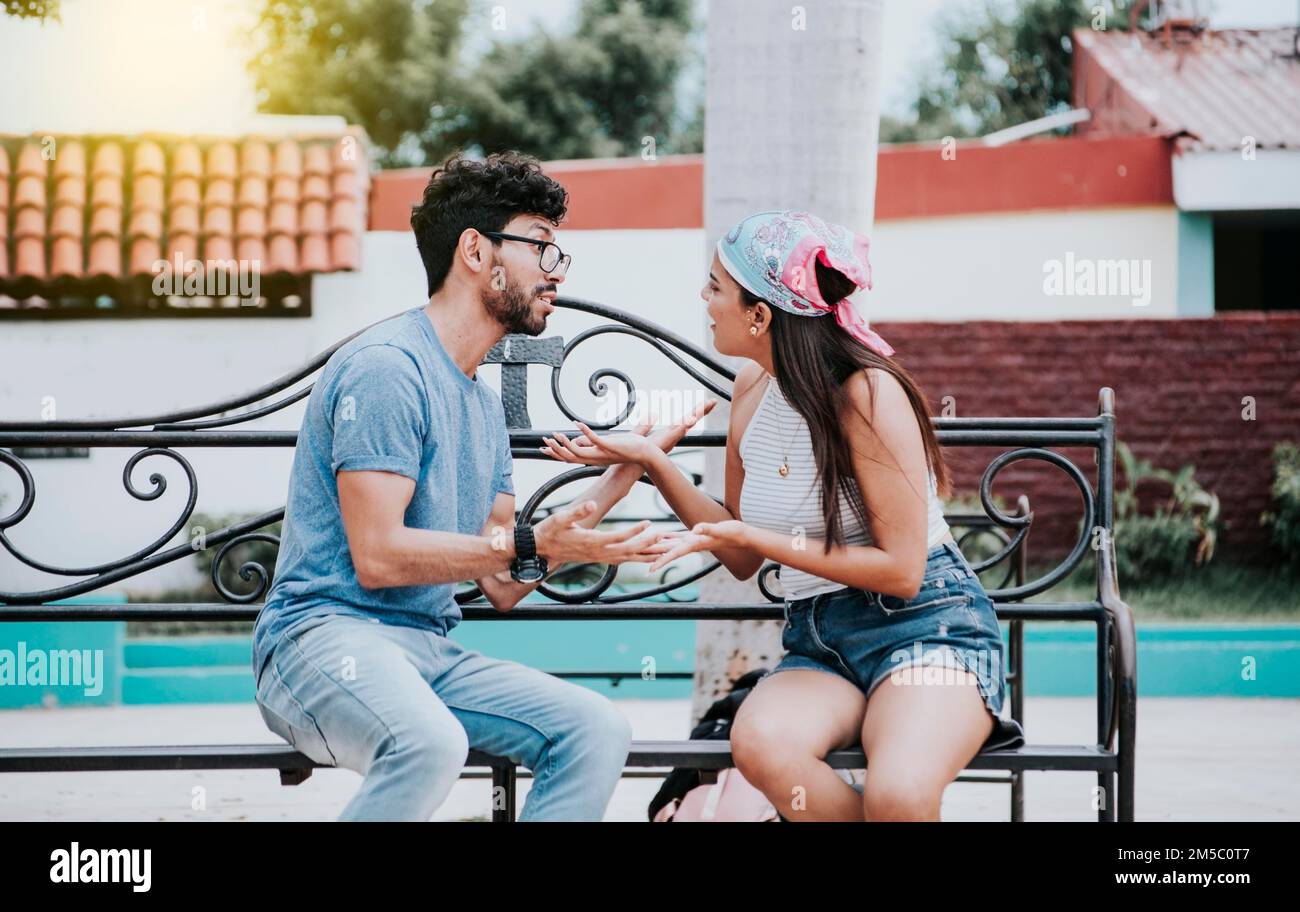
423,0,700,161
249,0,469,165
882,0,1146,143
2,0,59,20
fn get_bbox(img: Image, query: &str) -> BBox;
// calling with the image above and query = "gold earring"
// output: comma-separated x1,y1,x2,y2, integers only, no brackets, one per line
749,325,758,336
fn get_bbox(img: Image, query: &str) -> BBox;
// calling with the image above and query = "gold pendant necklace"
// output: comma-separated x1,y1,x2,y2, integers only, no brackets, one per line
772,379,794,478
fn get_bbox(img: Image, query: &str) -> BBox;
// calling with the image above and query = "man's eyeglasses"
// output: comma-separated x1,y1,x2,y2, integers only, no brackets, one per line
482,231,572,276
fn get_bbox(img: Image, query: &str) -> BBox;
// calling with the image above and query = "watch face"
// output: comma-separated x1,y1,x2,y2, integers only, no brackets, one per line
513,562,545,583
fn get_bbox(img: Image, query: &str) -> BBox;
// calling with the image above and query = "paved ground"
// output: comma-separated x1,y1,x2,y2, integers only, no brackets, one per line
1,697,1296,821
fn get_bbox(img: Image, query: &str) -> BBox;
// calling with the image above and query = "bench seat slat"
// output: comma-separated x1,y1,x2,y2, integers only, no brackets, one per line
0,741,1117,774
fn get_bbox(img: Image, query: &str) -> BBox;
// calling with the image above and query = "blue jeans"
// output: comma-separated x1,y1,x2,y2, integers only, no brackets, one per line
773,541,1025,752
254,614,634,821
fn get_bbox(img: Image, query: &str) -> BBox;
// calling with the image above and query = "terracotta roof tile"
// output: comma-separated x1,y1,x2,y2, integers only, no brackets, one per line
273,139,302,178
270,175,299,202
127,209,162,241
88,234,120,277
172,142,202,179
170,203,200,236
166,231,198,267
16,142,46,177
240,139,271,178
14,237,45,278
129,237,161,274
300,173,330,201
52,140,86,183
133,173,164,211
236,235,265,265
54,174,86,208
237,176,268,209
134,141,165,177
331,137,359,170
90,175,124,210
1,131,367,287
330,232,359,271
88,205,120,238
300,233,329,272
267,233,298,273
302,144,330,176
300,199,328,233
202,206,233,237
332,169,359,200
207,142,237,180
169,176,201,207
51,237,83,278
91,143,124,179
14,206,45,238
203,178,235,208
329,198,358,234
14,174,45,209
235,206,265,238
49,205,81,237
203,235,233,263
268,200,298,235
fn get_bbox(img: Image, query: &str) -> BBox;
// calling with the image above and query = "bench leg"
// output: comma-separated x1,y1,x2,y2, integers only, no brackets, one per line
280,768,312,786
1010,771,1024,822
492,764,517,823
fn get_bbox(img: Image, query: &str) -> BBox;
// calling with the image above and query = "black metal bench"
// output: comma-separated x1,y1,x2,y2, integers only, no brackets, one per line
0,297,1136,822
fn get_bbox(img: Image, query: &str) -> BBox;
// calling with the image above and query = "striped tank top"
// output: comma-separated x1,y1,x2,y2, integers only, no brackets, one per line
737,373,951,602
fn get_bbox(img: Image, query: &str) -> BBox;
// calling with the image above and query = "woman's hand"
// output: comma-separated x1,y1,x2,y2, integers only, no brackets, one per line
643,520,750,574
539,397,718,468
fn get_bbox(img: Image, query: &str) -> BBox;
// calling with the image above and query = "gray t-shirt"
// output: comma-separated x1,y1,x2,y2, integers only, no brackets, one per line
252,306,514,682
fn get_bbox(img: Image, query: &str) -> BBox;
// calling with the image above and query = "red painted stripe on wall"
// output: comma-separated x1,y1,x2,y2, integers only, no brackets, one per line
368,134,1173,232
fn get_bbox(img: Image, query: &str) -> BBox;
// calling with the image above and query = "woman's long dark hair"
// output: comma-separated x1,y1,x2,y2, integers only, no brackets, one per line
740,260,951,553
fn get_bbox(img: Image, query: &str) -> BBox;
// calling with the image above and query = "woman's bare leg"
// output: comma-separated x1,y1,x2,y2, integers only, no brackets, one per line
730,670,867,821
860,667,995,821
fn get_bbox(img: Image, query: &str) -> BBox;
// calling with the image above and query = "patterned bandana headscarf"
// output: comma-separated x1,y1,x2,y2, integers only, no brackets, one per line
716,210,894,358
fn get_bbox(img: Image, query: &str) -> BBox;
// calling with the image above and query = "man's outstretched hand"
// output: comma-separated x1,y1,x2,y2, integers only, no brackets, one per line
532,499,666,566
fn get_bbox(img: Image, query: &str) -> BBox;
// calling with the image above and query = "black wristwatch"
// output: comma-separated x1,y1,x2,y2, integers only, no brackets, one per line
509,522,549,584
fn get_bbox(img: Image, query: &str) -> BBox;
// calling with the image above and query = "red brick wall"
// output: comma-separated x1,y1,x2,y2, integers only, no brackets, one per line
875,312,1300,562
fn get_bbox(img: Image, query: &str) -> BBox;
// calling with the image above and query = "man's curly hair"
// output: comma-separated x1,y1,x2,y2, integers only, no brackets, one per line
410,151,569,296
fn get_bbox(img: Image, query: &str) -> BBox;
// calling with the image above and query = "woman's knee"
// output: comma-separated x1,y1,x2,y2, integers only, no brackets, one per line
730,711,803,782
862,766,944,821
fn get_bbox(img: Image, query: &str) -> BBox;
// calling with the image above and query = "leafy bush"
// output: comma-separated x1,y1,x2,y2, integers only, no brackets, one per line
1261,442,1300,574
1113,441,1221,585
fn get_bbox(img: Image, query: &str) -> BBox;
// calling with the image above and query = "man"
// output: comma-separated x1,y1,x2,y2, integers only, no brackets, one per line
252,151,704,821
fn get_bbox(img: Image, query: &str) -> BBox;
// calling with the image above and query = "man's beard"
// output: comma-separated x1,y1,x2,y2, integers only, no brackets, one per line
483,273,548,336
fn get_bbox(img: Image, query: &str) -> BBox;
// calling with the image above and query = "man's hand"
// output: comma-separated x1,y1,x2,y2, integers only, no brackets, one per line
642,519,750,575
532,499,666,566
540,397,717,468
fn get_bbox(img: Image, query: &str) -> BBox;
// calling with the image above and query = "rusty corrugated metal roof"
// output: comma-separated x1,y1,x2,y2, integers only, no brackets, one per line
1073,27,1300,151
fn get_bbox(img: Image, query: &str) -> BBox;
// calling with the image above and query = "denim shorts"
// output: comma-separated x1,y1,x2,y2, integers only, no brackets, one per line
772,540,1025,751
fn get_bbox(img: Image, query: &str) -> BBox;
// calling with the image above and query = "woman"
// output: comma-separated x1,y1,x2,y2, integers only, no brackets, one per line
540,210,1024,821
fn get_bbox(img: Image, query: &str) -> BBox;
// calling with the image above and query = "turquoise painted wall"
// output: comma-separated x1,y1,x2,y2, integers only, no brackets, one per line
1177,211,1215,316
101,622,1300,705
